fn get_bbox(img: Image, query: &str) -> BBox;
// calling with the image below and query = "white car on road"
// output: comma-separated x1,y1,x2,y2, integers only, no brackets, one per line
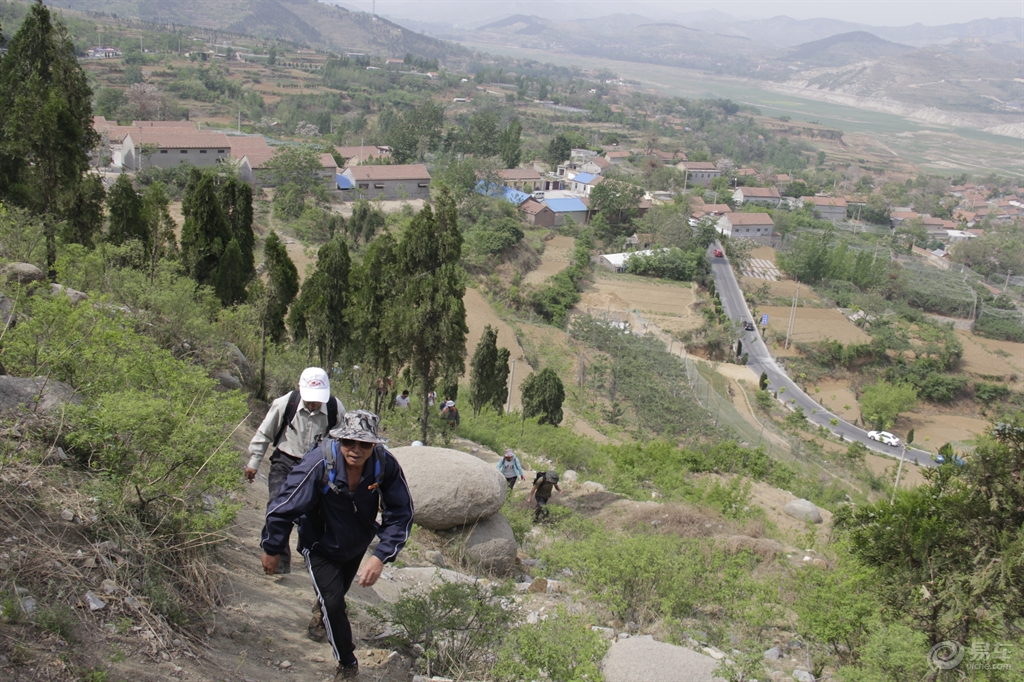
868,430,900,446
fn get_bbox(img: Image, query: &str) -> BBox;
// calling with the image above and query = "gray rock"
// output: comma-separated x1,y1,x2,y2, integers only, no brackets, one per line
580,481,606,493
793,671,815,682
20,595,36,614
0,295,14,331
591,626,616,640
423,550,447,568
223,342,253,383
2,262,45,284
60,509,75,522
389,446,506,530
49,283,88,305
84,591,106,611
562,469,578,483
764,646,781,660
0,376,82,415
783,499,823,524
212,371,242,391
101,579,119,595
457,513,517,575
603,637,726,682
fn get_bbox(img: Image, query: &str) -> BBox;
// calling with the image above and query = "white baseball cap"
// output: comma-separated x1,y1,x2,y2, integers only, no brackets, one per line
298,367,330,403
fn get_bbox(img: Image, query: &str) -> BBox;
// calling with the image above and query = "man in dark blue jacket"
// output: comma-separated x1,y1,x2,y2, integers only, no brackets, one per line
261,410,413,680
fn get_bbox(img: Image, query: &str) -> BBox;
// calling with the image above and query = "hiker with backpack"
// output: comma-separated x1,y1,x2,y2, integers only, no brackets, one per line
261,410,413,681
441,400,460,428
496,448,526,491
528,470,562,522
245,367,344,574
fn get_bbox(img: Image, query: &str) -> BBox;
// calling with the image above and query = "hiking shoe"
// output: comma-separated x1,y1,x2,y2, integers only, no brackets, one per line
308,611,327,642
334,661,358,680
275,560,291,575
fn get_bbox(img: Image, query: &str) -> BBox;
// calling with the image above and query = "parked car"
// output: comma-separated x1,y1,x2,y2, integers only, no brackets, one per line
743,321,755,331
713,249,724,258
868,430,900,446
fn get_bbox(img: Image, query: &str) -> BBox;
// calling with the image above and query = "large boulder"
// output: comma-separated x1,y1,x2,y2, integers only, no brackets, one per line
602,637,725,682
0,295,14,331
389,446,506,530
1,263,45,285
49,283,89,305
223,342,253,383
784,498,823,524
0,376,81,415
456,513,517,575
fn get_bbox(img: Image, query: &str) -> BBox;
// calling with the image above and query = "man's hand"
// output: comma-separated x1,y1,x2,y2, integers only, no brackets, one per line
244,466,258,483
261,553,280,575
357,556,384,587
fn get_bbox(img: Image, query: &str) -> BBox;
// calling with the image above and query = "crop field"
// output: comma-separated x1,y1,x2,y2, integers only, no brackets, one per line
760,305,871,351
580,272,701,336
523,234,574,285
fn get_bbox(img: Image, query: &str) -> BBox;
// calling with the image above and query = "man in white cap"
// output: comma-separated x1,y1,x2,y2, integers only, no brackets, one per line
246,367,344,573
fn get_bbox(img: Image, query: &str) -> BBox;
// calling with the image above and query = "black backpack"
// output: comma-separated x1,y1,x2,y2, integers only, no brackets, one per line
272,391,340,447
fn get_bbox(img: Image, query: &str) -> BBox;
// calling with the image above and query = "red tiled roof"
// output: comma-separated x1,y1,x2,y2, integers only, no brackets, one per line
724,213,774,226
681,162,717,171
740,187,781,199
519,198,551,215
498,168,542,181
133,120,197,129
136,129,230,149
802,195,847,207
346,164,431,181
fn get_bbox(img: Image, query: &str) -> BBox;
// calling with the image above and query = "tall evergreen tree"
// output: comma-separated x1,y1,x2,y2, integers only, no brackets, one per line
106,174,146,246
498,118,523,169
394,185,468,442
180,170,231,287
262,230,299,343
289,233,351,365
58,174,105,248
218,177,256,283
349,232,405,414
468,325,511,416
521,368,565,426
214,239,248,306
140,181,178,279
0,1,99,278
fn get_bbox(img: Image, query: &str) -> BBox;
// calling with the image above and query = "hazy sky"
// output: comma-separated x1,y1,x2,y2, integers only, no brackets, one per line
339,1,1023,27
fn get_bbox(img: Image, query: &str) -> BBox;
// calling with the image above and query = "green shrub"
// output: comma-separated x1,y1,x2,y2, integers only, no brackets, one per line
975,381,1011,404
36,604,77,639
492,607,608,682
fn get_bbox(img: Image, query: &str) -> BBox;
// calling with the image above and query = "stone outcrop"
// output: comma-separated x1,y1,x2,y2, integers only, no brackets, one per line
1,262,45,285
456,513,517,575
783,498,823,524
389,446,506,530
0,376,81,415
602,637,725,682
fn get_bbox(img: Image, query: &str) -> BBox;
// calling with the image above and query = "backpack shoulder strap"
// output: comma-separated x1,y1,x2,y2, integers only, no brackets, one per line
326,396,339,433
272,391,302,447
322,439,340,494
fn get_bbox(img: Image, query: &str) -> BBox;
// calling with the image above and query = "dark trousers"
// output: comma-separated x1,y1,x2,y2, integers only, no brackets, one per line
267,449,302,567
305,550,363,665
534,495,550,521
505,476,517,491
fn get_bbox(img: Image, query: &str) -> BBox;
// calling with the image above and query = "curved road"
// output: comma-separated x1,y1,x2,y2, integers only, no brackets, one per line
709,243,935,468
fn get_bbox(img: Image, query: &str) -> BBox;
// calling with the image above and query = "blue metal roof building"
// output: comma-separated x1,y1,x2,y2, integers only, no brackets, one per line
474,180,532,206
571,172,596,185
545,198,589,214
336,174,354,190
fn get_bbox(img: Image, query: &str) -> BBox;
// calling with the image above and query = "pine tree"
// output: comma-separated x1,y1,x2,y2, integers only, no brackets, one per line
0,1,99,278
394,185,468,442
522,368,565,426
262,230,299,342
140,181,178,278
289,233,351,365
180,169,231,287
58,174,105,248
218,177,256,283
349,232,405,414
498,118,523,169
213,239,247,306
106,174,146,246
469,325,511,416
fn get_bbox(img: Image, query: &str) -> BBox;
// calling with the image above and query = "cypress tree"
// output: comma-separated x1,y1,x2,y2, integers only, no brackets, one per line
106,174,146,246
58,174,105,248
263,230,299,343
394,185,468,443
0,1,99,278
289,233,351,365
218,177,255,283
469,325,511,416
522,367,565,426
180,170,231,287
214,239,248,306
349,232,405,414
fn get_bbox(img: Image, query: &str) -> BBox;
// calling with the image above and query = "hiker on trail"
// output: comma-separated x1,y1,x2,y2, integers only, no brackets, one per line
261,410,413,681
427,390,436,407
497,448,525,491
246,367,344,574
527,470,561,522
441,400,460,428
394,390,410,408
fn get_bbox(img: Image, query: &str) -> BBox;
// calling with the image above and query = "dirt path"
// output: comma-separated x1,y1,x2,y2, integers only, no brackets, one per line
463,287,530,412
523,234,574,286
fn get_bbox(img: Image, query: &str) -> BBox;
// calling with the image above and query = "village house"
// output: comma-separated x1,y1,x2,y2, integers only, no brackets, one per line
570,172,604,196
945,229,976,243
338,164,431,200
519,198,557,227
86,46,121,58
596,249,660,273
677,161,721,187
120,129,231,171
545,197,589,225
733,186,782,207
715,213,777,245
801,196,848,222
605,150,632,165
623,232,655,250
497,168,543,192
474,181,531,206
580,156,611,175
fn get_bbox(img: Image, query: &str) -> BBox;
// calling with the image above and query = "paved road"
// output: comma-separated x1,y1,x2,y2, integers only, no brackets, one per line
708,243,935,468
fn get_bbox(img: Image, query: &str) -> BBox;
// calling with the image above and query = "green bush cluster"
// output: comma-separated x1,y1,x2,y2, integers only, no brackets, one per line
624,246,708,282
529,231,593,326
492,607,608,682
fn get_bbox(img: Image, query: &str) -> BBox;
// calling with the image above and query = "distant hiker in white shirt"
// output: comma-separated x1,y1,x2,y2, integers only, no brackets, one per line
394,390,410,408
245,367,344,573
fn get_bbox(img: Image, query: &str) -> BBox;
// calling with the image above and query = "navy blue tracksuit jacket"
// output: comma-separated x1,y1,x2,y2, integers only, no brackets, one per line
261,440,414,566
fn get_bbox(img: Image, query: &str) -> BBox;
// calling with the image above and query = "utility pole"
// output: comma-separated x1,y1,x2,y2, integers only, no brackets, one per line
506,358,517,414
785,281,799,350
237,110,241,132
891,446,907,504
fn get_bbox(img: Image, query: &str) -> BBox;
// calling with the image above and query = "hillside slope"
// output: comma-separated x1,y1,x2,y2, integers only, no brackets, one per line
62,0,463,57
785,31,914,67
